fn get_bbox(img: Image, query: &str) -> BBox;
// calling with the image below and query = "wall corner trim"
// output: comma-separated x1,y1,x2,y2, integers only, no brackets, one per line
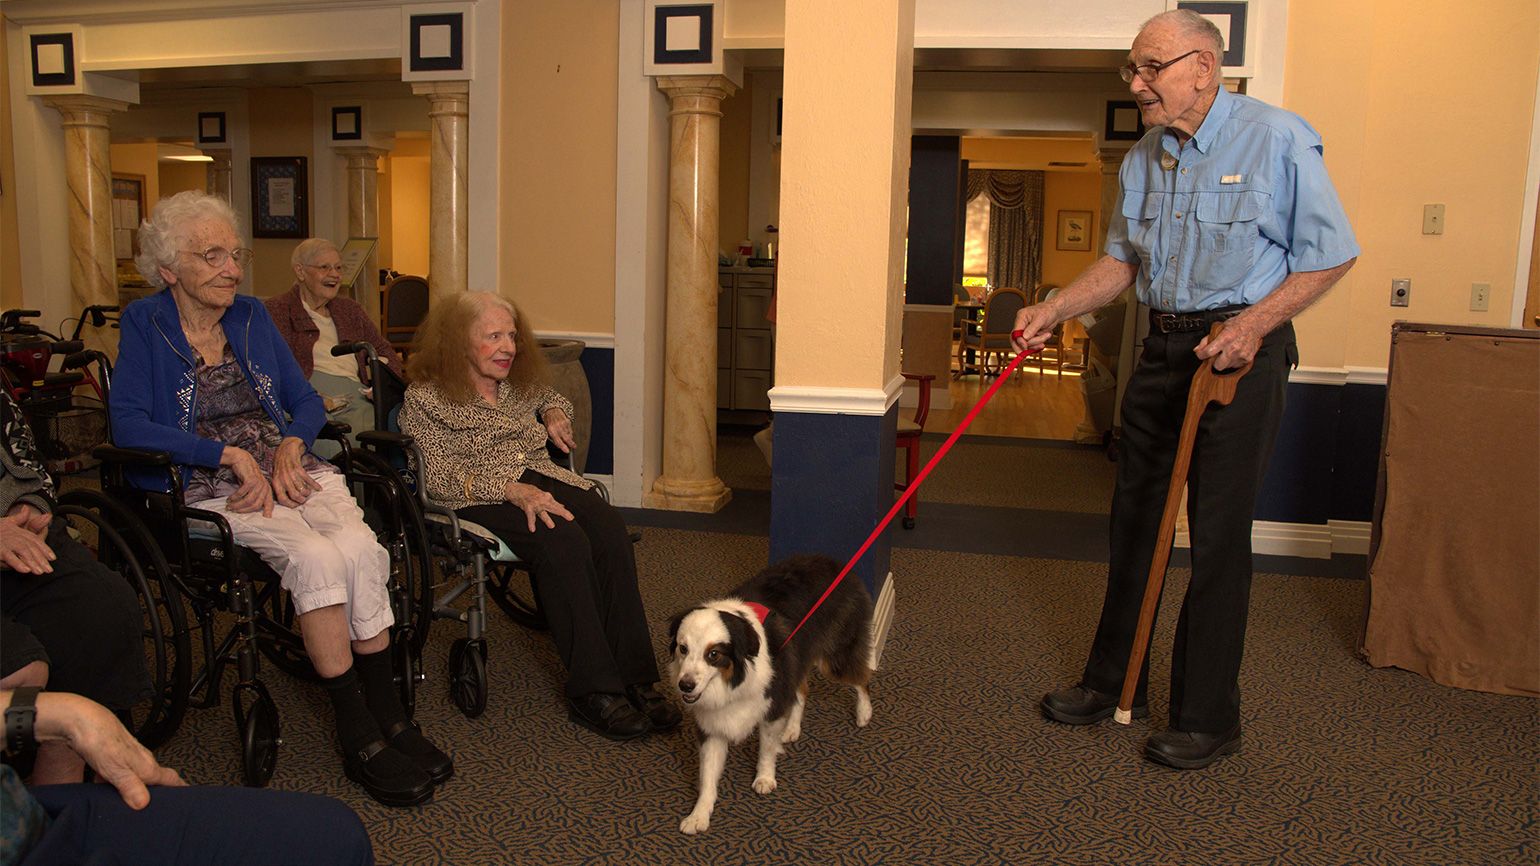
769,375,904,416
869,571,896,670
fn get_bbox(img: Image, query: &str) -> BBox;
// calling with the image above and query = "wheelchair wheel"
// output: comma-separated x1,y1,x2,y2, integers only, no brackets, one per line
489,564,549,631
56,491,191,750
257,589,319,683
342,447,436,657
232,681,281,787
448,637,488,719
392,630,420,720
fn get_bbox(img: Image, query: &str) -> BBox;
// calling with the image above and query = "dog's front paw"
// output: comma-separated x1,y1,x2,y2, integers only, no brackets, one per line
782,720,802,743
854,692,873,727
752,774,777,794
680,810,712,835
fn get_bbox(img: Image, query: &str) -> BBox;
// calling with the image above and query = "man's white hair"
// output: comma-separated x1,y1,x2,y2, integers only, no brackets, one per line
1142,9,1226,58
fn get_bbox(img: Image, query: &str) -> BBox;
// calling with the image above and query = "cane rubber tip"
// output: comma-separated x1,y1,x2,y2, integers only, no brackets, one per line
1113,708,1132,725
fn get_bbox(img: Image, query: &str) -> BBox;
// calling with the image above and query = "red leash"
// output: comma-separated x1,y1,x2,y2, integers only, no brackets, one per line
780,340,1039,648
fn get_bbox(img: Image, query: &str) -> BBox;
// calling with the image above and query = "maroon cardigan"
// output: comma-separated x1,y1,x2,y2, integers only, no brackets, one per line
264,286,404,383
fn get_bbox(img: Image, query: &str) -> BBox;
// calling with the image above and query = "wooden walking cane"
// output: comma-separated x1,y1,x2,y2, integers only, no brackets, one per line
1113,321,1255,725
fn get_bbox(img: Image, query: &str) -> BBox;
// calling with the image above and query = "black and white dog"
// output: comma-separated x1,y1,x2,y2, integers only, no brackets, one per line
667,555,874,834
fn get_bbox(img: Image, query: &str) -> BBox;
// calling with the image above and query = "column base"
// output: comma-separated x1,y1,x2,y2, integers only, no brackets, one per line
642,476,732,513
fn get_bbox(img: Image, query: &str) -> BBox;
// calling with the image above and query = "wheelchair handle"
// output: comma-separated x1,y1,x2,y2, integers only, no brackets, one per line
332,341,379,362
0,310,40,329
49,340,84,356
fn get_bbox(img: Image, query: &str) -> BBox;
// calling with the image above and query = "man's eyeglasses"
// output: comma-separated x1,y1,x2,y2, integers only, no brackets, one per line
305,263,346,275
180,246,254,269
1119,49,1201,84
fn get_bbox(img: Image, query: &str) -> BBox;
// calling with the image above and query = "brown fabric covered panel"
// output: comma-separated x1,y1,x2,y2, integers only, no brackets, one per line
1362,327,1539,696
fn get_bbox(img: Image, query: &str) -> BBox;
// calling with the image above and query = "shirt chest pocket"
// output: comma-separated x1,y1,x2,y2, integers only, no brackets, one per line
1120,191,1166,261
1193,190,1265,290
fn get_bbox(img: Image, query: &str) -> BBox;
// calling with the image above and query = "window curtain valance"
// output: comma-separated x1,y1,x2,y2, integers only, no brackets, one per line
966,169,1045,293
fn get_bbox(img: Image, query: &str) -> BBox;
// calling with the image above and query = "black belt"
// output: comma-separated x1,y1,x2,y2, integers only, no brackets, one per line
1148,305,1249,334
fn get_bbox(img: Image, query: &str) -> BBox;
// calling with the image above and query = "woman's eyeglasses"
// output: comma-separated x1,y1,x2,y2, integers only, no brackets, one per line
305,263,346,275
181,246,254,269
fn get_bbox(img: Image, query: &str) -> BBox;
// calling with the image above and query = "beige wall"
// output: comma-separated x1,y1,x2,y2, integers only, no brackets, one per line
387,139,430,278
1285,0,1540,369
157,160,206,199
498,0,619,334
1042,171,1101,291
110,143,161,208
719,79,752,258
0,28,19,307
247,87,314,297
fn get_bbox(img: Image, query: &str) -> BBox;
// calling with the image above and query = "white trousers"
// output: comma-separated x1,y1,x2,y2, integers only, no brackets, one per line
192,471,393,641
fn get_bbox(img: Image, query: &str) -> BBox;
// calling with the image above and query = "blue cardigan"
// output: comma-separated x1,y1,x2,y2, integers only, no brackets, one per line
111,289,327,491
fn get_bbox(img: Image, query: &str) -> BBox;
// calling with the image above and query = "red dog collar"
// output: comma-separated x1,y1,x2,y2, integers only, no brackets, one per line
743,602,770,623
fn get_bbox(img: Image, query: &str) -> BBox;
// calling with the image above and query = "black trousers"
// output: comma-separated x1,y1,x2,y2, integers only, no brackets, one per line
458,474,660,698
1081,321,1295,732
1,522,151,710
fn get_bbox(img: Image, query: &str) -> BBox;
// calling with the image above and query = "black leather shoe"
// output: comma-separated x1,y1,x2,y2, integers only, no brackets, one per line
1040,684,1149,725
1145,725,1243,770
567,693,650,741
625,683,682,732
386,720,454,785
342,740,435,807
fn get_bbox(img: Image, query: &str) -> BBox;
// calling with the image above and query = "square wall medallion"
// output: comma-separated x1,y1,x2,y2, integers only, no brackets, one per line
332,106,363,142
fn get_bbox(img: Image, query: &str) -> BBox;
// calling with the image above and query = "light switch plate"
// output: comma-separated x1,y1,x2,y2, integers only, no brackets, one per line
1391,278,1410,307
1470,282,1490,312
1423,204,1445,235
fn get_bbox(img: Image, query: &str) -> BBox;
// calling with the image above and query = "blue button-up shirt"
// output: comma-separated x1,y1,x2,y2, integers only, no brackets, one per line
1105,86,1359,313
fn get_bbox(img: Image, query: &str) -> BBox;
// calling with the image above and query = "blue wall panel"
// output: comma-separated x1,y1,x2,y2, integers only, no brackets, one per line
768,408,897,594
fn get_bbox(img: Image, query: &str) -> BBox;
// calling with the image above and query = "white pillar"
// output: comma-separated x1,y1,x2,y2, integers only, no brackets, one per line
412,81,469,297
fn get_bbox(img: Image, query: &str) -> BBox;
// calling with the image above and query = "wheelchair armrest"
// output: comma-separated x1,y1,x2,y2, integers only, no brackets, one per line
181,504,240,565
92,444,171,466
357,430,414,452
318,420,352,440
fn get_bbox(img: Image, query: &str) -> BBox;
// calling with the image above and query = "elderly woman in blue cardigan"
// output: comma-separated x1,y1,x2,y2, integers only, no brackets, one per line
112,191,449,807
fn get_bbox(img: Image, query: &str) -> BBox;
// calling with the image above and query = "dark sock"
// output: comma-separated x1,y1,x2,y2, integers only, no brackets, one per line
322,667,381,756
353,649,409,734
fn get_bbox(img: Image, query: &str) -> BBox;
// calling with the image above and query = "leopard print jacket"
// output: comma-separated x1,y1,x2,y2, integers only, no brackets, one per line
398,379,591,512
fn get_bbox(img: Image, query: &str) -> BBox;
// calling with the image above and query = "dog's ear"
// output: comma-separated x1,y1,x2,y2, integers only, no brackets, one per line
666,608,692,654
717,611,763,687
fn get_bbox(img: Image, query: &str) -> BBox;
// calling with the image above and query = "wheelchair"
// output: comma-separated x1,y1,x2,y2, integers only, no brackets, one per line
88,368,435,786
1,306,118,475
342,342,617,719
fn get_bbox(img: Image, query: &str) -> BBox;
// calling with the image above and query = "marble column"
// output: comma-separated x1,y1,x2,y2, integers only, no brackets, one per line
203,150,233,201
642,74,737,513
335,145,388,324
43,95,131,347
411,81,469,298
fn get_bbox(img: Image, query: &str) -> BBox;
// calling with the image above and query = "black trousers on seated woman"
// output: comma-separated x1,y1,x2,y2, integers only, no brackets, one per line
457,473,659,698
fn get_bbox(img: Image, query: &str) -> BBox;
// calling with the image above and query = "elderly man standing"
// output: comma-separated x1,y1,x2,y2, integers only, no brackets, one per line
1014,9,1358,769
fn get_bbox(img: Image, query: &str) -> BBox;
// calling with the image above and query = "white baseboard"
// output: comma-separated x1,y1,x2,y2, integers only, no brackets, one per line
869,571,896,670
1174,518,1371,559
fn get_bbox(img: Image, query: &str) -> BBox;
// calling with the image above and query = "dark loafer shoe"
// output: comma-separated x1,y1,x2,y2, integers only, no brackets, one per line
568,692,651,741
1145,725,1243,770
1040,684,1149,725
343,740,435,807
626,683,682,732
386,720,454,785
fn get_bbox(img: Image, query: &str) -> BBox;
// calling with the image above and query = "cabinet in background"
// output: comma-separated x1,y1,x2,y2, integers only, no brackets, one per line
717,266,776,412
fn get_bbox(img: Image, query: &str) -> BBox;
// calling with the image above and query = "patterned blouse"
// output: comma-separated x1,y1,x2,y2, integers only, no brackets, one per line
398,379,591,512
185,345,335,504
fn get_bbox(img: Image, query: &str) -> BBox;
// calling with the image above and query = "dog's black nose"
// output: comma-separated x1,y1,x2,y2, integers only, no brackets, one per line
678,678,695,693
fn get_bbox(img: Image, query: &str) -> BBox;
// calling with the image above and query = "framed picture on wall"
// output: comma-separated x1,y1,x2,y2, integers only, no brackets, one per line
111,173,145,261
250,156,308,239
1057,210,1093,252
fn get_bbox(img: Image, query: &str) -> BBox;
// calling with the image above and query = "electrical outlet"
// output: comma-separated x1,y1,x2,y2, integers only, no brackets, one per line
1423,204,1445,235
1391,278,1411,307
1470,282,1490,312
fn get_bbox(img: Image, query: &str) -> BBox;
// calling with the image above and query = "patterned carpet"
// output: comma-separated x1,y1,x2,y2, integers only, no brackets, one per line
147,526,1537,865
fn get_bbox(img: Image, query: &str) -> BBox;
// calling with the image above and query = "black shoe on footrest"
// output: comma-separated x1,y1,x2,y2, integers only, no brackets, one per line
1040,684,1148,725
1145,725,1242,770
567,692,650,741
342,740,435,807
386,720,454,784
